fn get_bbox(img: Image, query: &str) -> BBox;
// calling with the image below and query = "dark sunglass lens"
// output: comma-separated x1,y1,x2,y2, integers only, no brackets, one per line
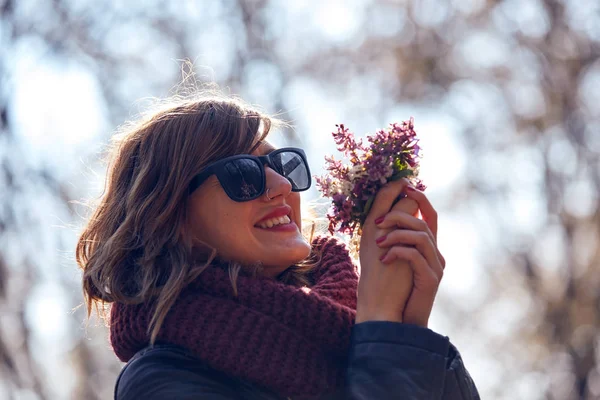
273,151,310,190
223,158,264,200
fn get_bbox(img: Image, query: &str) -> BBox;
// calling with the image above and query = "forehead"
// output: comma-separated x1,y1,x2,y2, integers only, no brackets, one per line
254,141,276,155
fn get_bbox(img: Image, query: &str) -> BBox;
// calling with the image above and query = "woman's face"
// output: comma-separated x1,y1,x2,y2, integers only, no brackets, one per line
186,142,312,277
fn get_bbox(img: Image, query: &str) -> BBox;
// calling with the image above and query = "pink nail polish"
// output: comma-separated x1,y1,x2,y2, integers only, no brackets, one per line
376,235,387,244
375,216,385,224
379,254,386,262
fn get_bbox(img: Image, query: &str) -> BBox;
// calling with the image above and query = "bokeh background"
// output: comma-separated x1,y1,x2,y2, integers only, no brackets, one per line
1,0,599,399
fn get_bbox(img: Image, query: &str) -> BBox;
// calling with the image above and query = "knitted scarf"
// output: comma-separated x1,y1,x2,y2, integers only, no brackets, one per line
110,236,359,398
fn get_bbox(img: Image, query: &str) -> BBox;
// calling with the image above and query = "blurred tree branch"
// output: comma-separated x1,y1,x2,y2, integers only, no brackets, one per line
0,0,598,398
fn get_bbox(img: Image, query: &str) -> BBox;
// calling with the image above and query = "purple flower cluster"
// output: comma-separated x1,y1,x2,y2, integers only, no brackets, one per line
316,118,426,236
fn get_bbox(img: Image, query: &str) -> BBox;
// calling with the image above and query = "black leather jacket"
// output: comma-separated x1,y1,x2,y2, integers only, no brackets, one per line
115,322,480,400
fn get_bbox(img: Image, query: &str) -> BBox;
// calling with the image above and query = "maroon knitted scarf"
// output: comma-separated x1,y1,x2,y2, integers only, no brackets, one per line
110,236,358,398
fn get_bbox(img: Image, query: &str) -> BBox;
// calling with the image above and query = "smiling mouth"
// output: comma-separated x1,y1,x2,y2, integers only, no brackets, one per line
255,215,292,229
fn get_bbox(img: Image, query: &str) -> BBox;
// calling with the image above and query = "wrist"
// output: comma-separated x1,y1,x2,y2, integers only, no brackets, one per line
355,308,403,324
402,316,429,328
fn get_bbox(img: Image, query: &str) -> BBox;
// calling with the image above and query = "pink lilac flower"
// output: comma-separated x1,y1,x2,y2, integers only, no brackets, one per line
315,118,425,236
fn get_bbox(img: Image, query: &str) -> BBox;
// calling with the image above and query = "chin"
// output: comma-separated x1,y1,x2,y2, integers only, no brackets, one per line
267,241,312,269
290,237,312,258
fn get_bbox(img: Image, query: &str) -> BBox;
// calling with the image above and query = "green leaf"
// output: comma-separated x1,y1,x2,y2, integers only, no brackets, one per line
363,196,374,215
393,158,406,170
390,169,414,181
359,196,375,227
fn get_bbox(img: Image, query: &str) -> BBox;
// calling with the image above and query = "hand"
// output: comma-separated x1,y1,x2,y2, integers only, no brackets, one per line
376,186,445,327
357,178,419,323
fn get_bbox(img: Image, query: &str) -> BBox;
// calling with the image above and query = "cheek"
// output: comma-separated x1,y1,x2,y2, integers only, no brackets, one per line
289,193,302,226
188,191,253,245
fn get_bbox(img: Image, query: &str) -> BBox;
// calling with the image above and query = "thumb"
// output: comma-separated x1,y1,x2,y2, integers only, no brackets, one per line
364,178,412,225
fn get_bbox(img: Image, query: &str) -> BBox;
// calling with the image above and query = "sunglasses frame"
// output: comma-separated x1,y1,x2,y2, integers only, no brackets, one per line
188,147,312,202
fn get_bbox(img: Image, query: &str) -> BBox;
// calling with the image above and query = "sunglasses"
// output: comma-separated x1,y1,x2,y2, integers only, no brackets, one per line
189,147,312,202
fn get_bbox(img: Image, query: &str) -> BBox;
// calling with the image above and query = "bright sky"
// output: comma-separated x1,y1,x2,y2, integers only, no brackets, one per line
11,56,107,176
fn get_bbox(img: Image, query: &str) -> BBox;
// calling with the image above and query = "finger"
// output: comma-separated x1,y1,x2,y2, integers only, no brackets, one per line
376,230,444,279
377,231,443,279
405,187,438,241
380,246,440,291
390,196,419,217
377,210,435,246
365,178,412,225
376,212,444,270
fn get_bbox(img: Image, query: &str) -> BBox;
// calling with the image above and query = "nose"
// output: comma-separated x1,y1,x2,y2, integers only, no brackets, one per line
263,166,292,201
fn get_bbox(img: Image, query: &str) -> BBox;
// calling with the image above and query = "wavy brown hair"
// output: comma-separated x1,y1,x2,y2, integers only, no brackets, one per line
76,93,318,343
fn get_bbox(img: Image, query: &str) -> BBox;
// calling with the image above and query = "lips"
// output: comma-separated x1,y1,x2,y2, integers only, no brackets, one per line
255,205,292,226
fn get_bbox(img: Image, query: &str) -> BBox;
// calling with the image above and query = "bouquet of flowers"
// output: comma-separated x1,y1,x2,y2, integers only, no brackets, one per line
316,118,425,237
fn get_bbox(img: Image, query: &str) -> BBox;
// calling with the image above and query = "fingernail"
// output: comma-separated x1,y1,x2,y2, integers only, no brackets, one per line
374,216,385,224
379,254,386,262
376,235,387,244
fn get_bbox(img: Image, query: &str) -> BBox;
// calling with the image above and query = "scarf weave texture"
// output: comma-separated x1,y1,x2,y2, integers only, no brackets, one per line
110,236,359,398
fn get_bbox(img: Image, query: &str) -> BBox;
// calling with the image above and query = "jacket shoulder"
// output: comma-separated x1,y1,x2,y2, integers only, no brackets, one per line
115,344,242,400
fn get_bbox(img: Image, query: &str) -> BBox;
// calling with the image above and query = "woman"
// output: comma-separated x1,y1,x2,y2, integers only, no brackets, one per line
77,94,480,399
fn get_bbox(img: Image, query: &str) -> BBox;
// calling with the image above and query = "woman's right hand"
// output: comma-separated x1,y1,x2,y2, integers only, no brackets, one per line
356,178,418,323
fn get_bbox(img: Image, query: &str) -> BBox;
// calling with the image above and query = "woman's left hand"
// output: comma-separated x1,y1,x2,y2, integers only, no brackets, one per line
375,187,446,327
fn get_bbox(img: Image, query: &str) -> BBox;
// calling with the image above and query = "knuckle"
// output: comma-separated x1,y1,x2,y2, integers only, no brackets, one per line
423,274,440,289
377,226,393,236
406,247,420,261
389,246,407,258
388,246,402,256
417,231,429,243
385,230,399,241
393,198,419,215
384,179,409,194
383,210,398,220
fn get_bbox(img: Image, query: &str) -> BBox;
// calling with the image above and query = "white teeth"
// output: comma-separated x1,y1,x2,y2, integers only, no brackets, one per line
257,215,291,229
